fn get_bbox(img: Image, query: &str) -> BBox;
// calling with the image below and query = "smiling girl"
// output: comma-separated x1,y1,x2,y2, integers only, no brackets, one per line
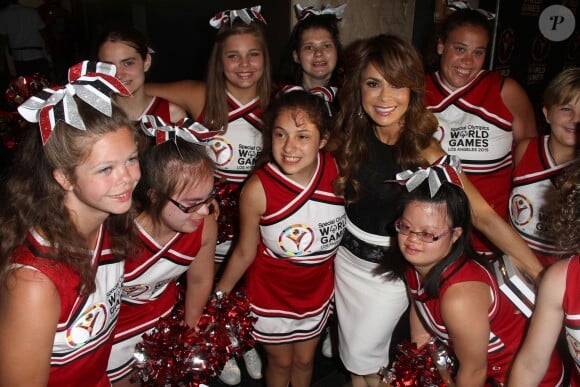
98,26,186,123
106,119,217,387
397,167,564,386
215,90,345,387
0,61,140,387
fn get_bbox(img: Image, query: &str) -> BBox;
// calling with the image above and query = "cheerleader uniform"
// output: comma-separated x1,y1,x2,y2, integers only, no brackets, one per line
246,151,344,343
564,255,580,386
106,220,204,381
509,136,575,266
407,257,564,385
425,70,513,254
201,92,263,262
140,96,172,122
10,226,123,387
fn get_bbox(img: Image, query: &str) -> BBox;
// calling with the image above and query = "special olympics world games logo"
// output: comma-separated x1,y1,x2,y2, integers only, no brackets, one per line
207,137,234,167
66,303,108,348
278,224,315,256
510,194,533,226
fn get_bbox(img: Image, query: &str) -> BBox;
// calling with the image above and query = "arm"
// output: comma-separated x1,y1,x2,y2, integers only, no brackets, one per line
442,281,492,387
508,259,567,386
512,138,532,168
184,214,217,327
501,77,537,143
215,175,265,293
0,268,60,387
422,140,544,279
145,80,206,119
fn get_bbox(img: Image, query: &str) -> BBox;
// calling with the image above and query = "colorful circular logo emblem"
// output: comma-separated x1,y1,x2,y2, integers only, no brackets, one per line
66,303,108,348
278,224,315,256
207,137,234,167
510,194,533,226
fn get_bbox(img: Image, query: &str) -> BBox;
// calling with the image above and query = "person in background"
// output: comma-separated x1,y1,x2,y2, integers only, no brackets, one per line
424,8,538,257
0,61,140,386
396,166,564,386
509,67,579,267
215,89,345,387
97,26,186,123
0,0,52,78
106,119,217,386
332,34,545,387
145,6,270,384
509,161,579,386
277,3,345,92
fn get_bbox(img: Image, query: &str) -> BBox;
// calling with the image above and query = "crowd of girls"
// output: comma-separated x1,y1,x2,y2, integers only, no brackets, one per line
0,3,577,387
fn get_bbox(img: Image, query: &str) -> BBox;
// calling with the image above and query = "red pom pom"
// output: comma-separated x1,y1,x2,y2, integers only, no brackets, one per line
378,338,457,386
5,74,50,108
133,290,257,386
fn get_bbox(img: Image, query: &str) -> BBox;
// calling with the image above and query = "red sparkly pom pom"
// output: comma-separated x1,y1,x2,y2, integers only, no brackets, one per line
134,290,257,386
5,73,50,108
378,338,457,387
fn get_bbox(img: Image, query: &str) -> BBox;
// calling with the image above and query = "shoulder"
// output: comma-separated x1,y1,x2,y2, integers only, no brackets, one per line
1,267,60,316
420,138,447,165
442,279,492,316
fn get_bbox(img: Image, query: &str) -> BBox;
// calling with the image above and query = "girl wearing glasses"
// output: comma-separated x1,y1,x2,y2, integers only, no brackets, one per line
398,167,564,386
106,131,217,387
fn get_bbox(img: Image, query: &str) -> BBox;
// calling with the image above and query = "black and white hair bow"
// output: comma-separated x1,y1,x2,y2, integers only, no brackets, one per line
209,5,267,29
445,0,495,20
295,3,347,22
391,156,464,198
140,115,221,145
18,60,131,144
279,84,337,116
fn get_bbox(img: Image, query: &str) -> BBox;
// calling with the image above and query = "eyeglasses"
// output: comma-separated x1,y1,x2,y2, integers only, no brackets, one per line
394,219,453,243
164,187,217,214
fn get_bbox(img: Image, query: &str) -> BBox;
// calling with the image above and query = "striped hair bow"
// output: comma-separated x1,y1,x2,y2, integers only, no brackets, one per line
295,3,347,22
392,156,463,198
445,0,495,20
17,60,130,144
140,115,221,145
279,84,337,116
209,5,267,29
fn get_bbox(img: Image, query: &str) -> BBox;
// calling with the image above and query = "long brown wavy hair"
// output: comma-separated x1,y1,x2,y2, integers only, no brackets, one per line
204,19,271,131
0,99,139,294
333,34,438,201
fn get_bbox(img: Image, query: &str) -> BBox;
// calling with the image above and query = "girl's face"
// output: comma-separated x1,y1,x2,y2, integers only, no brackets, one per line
221,33,264,97
159,174,214,234
272,108,327,185
398,201,462,277
60,126,140,223
361,63,410,137
293,27,337,88
98,40,151,95
437,25,489,90
544,97,579,149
